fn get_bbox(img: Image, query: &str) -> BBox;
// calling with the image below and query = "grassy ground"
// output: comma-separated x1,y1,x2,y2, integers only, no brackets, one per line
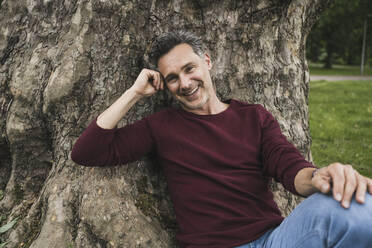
309,80,372,178
309,63,372,76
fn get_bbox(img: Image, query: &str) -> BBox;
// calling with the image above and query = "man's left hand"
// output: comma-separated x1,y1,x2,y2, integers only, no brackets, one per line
311,162,372,208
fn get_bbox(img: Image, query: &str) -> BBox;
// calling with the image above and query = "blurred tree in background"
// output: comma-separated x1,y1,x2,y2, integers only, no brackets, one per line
307,0,372,68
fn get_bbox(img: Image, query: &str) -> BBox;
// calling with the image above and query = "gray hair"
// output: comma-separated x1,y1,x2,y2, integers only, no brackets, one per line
149,30,205,66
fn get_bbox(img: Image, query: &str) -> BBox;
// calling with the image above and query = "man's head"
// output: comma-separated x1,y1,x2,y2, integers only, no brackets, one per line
149,31,217,113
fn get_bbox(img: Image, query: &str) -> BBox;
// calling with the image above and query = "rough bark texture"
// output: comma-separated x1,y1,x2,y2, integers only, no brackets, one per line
0,0,332,247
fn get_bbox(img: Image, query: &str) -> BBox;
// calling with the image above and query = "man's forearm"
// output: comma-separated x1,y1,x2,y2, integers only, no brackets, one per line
97,89,142,129
294,167,319,197
96,69,164,129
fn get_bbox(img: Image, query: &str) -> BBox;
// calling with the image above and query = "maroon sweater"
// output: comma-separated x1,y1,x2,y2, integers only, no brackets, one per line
71,99,315,248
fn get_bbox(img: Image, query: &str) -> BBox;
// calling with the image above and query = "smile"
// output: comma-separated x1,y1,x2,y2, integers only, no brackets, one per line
183,86,199,96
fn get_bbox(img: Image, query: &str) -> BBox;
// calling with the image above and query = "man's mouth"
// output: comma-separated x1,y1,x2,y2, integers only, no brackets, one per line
183,86,199,96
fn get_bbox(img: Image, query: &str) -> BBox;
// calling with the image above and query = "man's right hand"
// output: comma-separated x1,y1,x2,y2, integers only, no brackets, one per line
96,69,164,129
129,69,164,98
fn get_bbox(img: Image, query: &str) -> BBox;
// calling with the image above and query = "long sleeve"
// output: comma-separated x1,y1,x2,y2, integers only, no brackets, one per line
257,105,315,195
71,117,155,166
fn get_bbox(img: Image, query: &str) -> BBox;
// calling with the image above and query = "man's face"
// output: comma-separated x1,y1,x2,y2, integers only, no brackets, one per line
158,43,214,112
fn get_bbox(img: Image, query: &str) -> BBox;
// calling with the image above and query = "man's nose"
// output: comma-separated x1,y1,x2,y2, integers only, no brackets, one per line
179,74,192,90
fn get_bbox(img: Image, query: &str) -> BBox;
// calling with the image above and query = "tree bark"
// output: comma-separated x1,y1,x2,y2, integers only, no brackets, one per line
0,0,332,247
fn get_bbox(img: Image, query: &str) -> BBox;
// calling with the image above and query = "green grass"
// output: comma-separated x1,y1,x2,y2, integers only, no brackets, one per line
309,80,372,178
309,63,372,76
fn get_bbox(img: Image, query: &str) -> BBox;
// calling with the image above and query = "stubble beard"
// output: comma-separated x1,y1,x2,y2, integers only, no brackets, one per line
175,79,210,111
179,92,209,111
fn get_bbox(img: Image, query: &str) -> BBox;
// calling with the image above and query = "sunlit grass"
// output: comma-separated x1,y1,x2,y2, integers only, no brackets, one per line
309,80,372,178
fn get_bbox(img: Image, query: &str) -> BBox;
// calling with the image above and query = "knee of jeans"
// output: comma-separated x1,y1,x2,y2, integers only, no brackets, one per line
308,192,372,232
348,192,372,228
304,193,340,216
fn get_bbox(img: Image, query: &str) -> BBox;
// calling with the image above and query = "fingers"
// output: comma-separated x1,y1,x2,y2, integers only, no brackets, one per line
327,163,345,202
316,163,371,209
148,70,163,91
131,68,165,97
141,69,163,93
153,71,159,90
355,175,367,204
340,165,357,208
158,72,164,90
160,74,164,90
311,168,332,194
367,177,372,194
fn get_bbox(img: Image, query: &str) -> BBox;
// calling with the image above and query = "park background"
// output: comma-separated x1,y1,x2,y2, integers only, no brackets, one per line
307,0,372,178
0,0,372,247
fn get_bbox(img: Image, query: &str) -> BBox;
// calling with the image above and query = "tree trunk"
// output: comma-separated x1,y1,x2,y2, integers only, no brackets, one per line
0,0,332,247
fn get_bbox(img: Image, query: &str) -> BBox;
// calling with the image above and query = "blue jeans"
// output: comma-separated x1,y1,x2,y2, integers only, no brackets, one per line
235,192,372,248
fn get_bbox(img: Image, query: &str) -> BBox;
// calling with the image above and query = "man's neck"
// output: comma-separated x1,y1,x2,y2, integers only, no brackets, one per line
182,96,229,115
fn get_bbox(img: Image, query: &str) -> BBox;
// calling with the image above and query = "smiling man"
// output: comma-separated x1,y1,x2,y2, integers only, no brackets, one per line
71,31,372,248
157,43,227,114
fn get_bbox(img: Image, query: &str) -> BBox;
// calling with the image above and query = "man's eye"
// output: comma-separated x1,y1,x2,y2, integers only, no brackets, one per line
167,77,177,84
185,66,194,73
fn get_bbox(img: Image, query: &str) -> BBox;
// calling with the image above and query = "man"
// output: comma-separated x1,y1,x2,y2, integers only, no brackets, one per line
71,31,372,248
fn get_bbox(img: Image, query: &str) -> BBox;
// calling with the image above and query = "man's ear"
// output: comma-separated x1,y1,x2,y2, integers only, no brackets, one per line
204,53,212,70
